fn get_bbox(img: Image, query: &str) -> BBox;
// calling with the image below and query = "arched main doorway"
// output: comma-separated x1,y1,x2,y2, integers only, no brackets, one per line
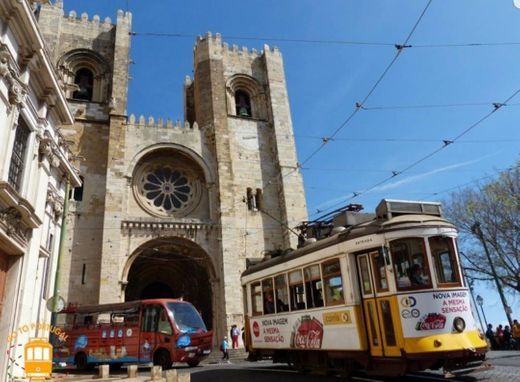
124,238,214,329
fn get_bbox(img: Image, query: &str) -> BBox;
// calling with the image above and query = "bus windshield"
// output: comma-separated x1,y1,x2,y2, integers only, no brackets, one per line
167,302,207,334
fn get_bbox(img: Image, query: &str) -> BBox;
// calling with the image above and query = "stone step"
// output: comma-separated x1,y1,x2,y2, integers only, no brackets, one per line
202,347,248,364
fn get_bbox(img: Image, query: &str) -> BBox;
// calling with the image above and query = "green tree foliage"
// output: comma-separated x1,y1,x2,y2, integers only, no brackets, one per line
444,162,519,293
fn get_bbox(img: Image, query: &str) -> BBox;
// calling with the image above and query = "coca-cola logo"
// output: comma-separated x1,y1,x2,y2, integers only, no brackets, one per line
415,313,446,331
291,316,323,349
252,321,260,337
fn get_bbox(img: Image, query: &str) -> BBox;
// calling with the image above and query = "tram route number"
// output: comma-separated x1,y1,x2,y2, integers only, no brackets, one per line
401,309,420,319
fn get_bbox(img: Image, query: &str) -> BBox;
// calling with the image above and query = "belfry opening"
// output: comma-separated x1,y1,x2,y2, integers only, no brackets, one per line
125,238,214,329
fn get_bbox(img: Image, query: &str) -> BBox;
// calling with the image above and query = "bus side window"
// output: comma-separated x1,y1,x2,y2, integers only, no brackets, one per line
250,282,262,316
289,270,305,311
141,305,159,332
304,265,323,308
157,306,173,335
322,259,345,306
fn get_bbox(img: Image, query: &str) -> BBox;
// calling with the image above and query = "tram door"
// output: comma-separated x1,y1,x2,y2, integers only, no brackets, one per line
357,250,400,357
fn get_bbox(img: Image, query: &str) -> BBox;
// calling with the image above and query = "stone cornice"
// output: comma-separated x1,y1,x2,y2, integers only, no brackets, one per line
0,180,42,228
121,220,215,241
0,0,73,125
38,130,82,187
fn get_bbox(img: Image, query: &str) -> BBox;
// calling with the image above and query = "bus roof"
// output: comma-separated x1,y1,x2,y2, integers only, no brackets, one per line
60,299,186,314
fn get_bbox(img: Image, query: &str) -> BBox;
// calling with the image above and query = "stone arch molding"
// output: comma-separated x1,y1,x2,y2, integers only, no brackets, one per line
57,49,111,102
226,74,267,120
128,143,214,218
120,236,218,285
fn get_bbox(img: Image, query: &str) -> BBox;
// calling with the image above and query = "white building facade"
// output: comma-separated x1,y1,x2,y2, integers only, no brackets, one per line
0,0,80,380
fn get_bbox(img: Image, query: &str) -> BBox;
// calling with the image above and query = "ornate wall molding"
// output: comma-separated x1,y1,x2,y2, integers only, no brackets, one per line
0,43,27,109
46,186,64,221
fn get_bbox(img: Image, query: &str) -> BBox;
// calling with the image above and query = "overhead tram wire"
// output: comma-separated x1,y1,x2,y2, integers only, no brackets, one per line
131,32,520,50
311,87,520,219
269,0,434,185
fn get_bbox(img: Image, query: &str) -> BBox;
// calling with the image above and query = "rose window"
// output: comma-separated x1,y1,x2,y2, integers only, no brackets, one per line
134,163,201,217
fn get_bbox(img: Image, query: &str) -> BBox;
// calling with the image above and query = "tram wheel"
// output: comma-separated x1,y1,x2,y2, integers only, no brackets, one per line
75,352,89,371
154,349,172,370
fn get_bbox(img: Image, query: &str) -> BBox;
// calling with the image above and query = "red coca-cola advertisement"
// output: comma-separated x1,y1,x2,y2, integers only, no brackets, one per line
291,315,324,349
415,313,446,330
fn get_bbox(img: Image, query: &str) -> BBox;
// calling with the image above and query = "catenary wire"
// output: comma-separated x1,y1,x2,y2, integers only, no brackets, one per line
131,32,520,49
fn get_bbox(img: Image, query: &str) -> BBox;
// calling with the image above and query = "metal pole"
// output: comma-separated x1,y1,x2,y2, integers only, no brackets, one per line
51,180,70,326
471,222,513,327
464,268,485,332
479,304,488,327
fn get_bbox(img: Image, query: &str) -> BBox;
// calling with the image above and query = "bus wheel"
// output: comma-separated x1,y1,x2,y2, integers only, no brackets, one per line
75,352,89,371
154,350,172,370
187,360,200,367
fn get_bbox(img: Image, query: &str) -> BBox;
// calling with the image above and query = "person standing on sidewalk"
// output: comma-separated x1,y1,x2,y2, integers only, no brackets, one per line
231,325,240,349
221,336,230,363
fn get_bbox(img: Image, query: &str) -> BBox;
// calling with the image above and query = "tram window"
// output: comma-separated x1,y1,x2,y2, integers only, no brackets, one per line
371,251,389,292
34,347,42,360
304,265,324,308
322,259,345,306
251,282,263,316
359,256,372,295
380,300,396,346
274,274,289,312
390,238,431,290
26,348,33,360
43,347,50,360
262,278,275,314
289,270,306,311
429,236,460,286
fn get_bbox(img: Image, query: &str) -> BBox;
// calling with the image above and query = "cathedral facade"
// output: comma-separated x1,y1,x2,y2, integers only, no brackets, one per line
37,1,307,338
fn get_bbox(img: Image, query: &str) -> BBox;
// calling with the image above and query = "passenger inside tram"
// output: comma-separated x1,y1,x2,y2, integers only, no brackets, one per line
409,263,426,286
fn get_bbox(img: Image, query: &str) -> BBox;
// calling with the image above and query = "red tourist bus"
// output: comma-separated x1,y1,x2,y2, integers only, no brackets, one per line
53,299,212,369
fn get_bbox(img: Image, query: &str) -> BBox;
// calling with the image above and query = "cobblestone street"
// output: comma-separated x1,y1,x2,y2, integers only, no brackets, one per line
49,351,520,382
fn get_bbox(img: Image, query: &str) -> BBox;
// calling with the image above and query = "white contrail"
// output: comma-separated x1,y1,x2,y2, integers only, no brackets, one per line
312,152,500,211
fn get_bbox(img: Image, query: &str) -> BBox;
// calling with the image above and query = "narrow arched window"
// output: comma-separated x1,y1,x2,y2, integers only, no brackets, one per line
73,68,94,101
235,90,252,117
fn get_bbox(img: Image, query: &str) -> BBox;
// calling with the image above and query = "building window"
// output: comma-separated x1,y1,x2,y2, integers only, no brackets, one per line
246,188,256,211
235,90,252,117
72,176,84,201
73,68,94,101
8,117,31,192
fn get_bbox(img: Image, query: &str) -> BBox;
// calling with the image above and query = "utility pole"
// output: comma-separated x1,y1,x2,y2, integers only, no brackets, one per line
462,266,485,332
471,222,513,327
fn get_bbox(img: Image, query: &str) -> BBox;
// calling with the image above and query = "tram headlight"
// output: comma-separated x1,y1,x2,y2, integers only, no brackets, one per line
453,317,466,333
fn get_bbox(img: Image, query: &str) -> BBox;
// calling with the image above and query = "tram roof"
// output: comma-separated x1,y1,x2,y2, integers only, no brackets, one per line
242,213,454,277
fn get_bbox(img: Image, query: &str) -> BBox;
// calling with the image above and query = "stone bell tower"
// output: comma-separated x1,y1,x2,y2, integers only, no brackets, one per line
37,1,132,305
186,33,308,326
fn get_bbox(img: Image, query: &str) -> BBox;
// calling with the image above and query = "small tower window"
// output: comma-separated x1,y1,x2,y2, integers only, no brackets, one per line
235,90,252,118
246,187,256,211
73,68,94,101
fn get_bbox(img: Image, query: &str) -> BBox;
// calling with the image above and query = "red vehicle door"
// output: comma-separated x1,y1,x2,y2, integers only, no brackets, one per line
139,304,161,362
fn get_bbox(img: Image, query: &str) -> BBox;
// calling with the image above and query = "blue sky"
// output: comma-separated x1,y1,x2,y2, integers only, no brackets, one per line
61,0,519,327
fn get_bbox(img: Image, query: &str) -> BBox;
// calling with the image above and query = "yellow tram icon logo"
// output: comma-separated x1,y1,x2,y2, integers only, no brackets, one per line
24,338,53,381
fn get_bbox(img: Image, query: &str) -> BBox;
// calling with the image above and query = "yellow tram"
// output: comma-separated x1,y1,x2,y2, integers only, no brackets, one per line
241,199,488,377
24,338,53,381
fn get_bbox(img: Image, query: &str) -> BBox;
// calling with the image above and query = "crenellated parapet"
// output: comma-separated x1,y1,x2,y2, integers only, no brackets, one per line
126,114,200,131
50,0,131,29
194,31,282,60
